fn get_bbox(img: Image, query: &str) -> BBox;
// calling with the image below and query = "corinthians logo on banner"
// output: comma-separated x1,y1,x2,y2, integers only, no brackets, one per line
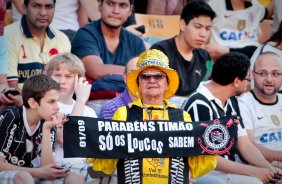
63,116,238,158
199,118,234,155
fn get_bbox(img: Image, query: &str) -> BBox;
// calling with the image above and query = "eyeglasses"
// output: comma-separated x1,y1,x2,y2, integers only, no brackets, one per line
253,71,282,78
139,72,167,81
244,76,251,82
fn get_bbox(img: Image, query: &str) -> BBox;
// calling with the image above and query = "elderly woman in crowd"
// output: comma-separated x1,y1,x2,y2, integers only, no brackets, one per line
87,49,217,183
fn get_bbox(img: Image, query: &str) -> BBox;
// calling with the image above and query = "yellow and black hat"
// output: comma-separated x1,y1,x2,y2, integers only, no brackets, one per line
127,49,179,99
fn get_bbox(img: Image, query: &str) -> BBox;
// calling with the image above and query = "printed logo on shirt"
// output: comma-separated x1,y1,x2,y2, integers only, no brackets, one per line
247,10,254,23
260,131,282,144
49,48,59,56
195,70,202,76
257,116,264,120
237,20,246,31
6,152,25,166
14,138,25,144
147,158,165,167
3,124,17,153
220,29,256,41
20,44,27,59
17,63,44,84
270,115,280,126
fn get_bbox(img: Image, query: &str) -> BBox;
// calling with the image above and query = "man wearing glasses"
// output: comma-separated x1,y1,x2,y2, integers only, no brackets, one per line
238,52,282,174
183,52,281,184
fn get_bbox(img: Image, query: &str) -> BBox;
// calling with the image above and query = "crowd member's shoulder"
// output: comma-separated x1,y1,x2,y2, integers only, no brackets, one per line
183,110,191,122
72,20,101,41
1,105,22,114
79,20,100,32
0,106,22,124
151,37,174,48
194,48,211,60
4,21,21,36
112,106,127,121
84,105,97,118
182,91,209,111
121,27,146,52
52,29,68,39
238,91,253,102
121,26,144,43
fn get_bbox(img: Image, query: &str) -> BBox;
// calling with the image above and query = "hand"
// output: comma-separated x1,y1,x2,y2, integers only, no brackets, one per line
269,166,282,175
38,163,70,180
276,178,282,184
249,167,274,184
205,41,229,61
44,112,68,130
56,123,64,145
74,74,91,105
233,116,241,125
0,89,23,106
125,24,144,37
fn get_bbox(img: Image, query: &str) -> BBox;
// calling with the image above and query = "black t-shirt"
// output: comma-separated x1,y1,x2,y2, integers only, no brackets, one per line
151,38,212,96
0,106,55,167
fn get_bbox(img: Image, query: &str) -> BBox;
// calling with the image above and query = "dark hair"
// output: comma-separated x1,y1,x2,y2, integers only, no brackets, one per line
99,0,133,5
211,52,250,85
22,74,60,108
266,21,282,47
24,0,56,6
180,0,216,24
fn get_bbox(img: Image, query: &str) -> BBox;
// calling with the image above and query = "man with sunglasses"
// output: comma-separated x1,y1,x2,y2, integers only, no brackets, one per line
238,52,282,175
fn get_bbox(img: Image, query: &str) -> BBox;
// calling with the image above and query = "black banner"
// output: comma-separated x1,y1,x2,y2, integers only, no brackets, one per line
63,116,238,158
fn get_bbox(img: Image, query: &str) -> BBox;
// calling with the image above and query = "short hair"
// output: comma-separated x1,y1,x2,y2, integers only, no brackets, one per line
45,53,85,77
24,0,56,6
211,52,250,85
181,0,216,25
99,0,133,5
254,51,282,70
22,74,60,108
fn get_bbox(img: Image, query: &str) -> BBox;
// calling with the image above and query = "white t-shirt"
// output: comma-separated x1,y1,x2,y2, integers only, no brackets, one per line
272,0,282,34
55,100,97,165
50,0,80,31
208,0,265,48
238,92,282,166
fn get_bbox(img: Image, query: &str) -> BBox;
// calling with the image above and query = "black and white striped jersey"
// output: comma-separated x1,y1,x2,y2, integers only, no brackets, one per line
0,106,55,167
183,82,247,161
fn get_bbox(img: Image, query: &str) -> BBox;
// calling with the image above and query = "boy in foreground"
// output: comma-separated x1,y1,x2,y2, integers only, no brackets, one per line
0,74,84,183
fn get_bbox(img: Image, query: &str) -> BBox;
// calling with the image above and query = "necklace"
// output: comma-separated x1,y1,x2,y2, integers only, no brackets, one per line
143,103,166,166
143,104,167,121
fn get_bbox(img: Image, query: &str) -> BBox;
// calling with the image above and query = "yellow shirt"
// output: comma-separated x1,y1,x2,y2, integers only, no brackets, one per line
4,16,71,88
87,99,217,183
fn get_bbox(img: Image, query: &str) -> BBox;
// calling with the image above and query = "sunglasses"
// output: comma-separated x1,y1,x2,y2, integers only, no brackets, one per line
138,72,167,81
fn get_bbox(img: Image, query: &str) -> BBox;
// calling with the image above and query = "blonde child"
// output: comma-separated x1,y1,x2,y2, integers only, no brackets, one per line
45,53,98,182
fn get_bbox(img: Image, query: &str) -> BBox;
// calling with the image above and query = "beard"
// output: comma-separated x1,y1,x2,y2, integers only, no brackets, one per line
254,81,281,97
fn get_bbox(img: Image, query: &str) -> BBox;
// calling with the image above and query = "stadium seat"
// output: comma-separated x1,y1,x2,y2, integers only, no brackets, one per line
135,13,180,39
